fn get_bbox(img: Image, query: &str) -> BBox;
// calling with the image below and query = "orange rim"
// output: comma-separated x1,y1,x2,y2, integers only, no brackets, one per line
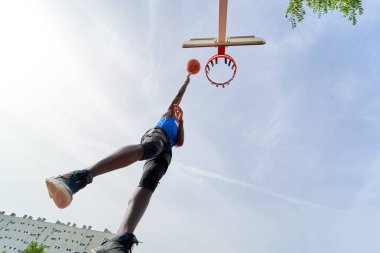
205,54,237,87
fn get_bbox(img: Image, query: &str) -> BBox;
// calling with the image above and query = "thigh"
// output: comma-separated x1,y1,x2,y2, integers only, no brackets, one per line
138,149,172,192
140,135,166,160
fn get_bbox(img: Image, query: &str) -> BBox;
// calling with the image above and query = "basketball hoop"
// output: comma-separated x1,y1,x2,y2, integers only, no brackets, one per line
182,0,266,88
205,53,237,88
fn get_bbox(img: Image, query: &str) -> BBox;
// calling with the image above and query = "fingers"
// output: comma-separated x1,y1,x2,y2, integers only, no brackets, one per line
173,104,183,120
173,104,182,111
174,105,183,115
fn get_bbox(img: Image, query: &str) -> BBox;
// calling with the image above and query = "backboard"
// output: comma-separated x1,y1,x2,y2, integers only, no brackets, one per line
182,35,266,48
182,0,265,87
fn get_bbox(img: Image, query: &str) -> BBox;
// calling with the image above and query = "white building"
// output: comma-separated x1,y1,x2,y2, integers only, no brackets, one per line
0,211,115,253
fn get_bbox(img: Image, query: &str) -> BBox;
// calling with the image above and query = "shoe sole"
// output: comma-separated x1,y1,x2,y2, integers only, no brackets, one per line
45,178,72,209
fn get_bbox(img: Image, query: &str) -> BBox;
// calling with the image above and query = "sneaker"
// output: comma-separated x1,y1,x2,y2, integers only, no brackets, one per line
91,233,139,253
45,170,93,209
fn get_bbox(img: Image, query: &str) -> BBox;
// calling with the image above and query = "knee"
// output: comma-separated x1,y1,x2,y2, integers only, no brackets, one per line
138,176,161,193
138,160,168,192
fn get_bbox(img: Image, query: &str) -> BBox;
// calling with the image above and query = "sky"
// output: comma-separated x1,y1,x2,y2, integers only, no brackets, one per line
0,0,380,252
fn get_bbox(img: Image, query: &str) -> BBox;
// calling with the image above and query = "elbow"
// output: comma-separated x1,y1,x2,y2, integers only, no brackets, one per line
176,140,184,147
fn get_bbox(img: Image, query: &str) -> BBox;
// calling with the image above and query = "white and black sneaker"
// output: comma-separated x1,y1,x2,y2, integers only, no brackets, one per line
45,169,93,209
91,233,139,253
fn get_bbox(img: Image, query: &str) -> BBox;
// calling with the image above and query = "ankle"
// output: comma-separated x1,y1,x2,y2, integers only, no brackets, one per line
112,232,139,245
82,169,93,184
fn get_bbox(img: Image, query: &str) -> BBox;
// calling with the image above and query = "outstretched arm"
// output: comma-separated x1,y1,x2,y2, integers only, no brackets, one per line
163,74,190,117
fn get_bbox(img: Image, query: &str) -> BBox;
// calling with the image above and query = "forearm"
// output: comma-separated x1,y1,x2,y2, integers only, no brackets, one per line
176,120,184,146
170,78,190,107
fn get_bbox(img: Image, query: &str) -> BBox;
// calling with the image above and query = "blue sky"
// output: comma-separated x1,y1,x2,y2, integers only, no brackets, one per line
1,1,380,252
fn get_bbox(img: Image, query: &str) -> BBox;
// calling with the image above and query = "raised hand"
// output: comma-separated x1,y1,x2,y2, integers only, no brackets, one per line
174,104,183,122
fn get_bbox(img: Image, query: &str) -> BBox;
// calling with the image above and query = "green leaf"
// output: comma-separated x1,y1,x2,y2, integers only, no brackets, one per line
22,242,46,253
285,0,364,28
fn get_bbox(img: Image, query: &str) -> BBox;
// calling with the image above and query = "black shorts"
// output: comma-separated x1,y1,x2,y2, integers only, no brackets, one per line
138,128,172,192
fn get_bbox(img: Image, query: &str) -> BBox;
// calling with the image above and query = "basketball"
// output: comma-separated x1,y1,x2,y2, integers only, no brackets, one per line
186,59,201,75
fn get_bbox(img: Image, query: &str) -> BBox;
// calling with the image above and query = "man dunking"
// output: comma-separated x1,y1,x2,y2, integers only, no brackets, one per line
46,74,191,253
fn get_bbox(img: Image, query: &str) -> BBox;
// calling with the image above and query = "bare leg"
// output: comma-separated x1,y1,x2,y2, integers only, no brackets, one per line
117,187,153,234
88,144,144,177
89,187,151,252
45,144,145,209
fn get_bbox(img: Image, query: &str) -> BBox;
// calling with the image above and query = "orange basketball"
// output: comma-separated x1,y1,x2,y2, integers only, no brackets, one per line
187,59,201,75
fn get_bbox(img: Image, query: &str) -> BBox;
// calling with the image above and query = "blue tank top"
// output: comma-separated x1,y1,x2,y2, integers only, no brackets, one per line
156,117,178,147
